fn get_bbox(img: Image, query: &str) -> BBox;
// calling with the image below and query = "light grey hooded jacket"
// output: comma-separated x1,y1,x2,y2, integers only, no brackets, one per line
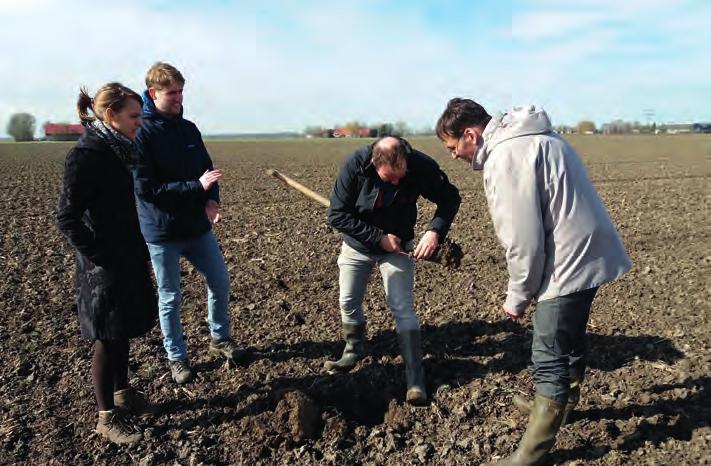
473,106,631,314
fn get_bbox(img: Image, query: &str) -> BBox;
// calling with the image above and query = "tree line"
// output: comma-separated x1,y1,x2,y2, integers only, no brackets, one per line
303,121,435,138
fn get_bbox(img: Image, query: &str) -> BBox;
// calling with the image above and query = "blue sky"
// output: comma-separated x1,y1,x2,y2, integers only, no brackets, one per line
0,0,708,135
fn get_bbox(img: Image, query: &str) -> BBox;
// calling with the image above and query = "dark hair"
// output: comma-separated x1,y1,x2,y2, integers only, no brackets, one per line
77,82,142,125
436,98,491,140
371,136,411,169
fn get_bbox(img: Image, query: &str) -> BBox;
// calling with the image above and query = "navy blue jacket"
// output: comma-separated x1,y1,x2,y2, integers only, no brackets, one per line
327,142,461,254
133,91,219,243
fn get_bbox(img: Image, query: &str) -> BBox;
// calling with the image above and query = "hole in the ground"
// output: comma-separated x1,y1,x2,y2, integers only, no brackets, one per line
308,368,397,426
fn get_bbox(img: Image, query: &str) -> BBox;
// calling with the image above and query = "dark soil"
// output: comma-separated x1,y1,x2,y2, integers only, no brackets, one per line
0,136,709,465
429,238,464,269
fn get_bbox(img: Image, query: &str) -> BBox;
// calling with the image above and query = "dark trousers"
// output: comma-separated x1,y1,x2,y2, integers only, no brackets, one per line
531,287,598,402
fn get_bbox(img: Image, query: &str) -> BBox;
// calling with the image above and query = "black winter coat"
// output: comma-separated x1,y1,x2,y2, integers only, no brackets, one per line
57,131,157,340
327,143,461,254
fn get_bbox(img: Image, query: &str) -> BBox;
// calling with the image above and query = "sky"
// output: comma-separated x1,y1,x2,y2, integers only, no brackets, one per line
0,0,708,136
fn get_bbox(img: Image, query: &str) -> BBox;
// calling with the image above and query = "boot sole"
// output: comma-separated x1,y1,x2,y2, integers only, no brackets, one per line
323,362,356,374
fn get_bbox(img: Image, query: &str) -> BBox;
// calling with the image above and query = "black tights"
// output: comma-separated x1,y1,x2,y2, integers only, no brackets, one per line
92,339,129,411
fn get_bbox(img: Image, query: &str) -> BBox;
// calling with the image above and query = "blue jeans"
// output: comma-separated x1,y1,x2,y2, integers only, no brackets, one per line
531,287,598,402
337,242,419,333
147,231,231,361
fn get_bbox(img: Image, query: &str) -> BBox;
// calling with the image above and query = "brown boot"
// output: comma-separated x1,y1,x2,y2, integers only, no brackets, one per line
114,387,153,415
486,394,565,466
96,409,142,444
513,375,582,425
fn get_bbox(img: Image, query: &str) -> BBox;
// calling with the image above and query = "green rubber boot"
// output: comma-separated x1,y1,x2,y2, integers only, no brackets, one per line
513,374,583,425
486,394,566,466
324,323,366,372
397,330,427,405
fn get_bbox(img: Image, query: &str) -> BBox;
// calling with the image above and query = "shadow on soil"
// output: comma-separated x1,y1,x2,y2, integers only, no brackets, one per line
550,376,710,464
153,319,686,436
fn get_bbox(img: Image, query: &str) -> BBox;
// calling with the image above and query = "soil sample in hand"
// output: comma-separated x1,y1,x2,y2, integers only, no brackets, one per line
429,238,464,269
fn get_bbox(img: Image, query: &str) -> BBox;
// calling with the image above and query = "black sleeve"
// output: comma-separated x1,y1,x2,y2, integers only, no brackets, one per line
327,156,383,247
56,149,110,265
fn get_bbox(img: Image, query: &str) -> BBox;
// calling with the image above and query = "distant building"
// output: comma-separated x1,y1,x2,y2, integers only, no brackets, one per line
659,123,692,134
44,123,84,141
331,127,372,138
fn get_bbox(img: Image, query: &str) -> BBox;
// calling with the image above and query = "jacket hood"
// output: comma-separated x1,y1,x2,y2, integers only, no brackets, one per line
141,90,183,120
472,106,552,170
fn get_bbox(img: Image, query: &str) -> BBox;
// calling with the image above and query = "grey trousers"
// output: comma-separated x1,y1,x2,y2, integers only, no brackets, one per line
531,287,598,402
337,242,420,333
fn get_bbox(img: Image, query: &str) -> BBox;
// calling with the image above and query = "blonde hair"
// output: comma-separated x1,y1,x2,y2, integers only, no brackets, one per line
77,82,142,125
145,62,185,90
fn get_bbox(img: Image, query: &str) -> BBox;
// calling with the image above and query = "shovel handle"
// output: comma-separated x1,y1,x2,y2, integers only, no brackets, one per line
266,169,331,208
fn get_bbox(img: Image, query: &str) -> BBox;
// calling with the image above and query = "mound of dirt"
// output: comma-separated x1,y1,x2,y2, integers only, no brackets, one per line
272,390,321,443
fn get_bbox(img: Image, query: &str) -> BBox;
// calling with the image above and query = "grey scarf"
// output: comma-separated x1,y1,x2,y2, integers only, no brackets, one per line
88,120,137,168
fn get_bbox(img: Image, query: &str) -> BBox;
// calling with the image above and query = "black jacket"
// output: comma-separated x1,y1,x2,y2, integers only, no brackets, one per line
327,143,461,254
132,90,219,243
57,130,157,340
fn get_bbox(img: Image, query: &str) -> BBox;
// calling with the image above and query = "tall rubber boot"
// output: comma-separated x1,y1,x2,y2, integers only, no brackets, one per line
397,330,427,405
324,323,366,372
513,374,583,425
486,394,566,466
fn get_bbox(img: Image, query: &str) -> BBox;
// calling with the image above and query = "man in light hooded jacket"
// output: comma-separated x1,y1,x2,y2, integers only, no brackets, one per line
436,98,631,466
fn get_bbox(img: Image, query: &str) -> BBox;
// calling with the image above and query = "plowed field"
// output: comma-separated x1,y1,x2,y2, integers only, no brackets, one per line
0,135,709,465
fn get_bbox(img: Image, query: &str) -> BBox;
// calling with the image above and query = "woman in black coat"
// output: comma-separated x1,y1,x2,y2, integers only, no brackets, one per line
57,83,157,444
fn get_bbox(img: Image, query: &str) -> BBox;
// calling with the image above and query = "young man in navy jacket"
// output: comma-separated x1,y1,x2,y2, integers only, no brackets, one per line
326,136,461,405
133,62,243,384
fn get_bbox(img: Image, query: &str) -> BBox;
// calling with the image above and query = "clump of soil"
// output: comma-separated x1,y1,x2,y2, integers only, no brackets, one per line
430,238,464,269
271,390,321,443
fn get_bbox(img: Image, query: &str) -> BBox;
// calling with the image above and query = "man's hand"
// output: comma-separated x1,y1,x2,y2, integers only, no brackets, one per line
199,169,222,191
379,233,402,253
413,230,439,260
503,306,524,320
206,199,221,224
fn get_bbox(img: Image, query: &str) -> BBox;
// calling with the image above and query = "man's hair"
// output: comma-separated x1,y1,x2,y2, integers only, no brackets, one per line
145,62,185,89
371,136,409,169
436,98,491,140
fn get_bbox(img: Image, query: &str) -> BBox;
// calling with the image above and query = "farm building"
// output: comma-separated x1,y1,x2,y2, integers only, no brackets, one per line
659,123,692,134
331,127,373,138
44,123,84,141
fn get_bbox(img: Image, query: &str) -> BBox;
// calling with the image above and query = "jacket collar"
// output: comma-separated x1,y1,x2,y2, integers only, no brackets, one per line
74,128,110,151
141,89,184,120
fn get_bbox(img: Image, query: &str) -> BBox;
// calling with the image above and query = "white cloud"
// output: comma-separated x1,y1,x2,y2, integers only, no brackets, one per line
0,0,708,137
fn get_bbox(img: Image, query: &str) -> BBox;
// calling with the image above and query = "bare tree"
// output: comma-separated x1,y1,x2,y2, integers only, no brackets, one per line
576,120,596,134
7,113,36,141
393,121,410,136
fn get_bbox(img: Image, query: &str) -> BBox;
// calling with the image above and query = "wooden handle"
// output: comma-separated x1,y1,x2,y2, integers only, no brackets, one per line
266,169,330,208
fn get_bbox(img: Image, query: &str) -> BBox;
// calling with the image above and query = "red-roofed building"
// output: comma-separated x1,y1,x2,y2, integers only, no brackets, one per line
44,123,85,141
332,127,372,138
